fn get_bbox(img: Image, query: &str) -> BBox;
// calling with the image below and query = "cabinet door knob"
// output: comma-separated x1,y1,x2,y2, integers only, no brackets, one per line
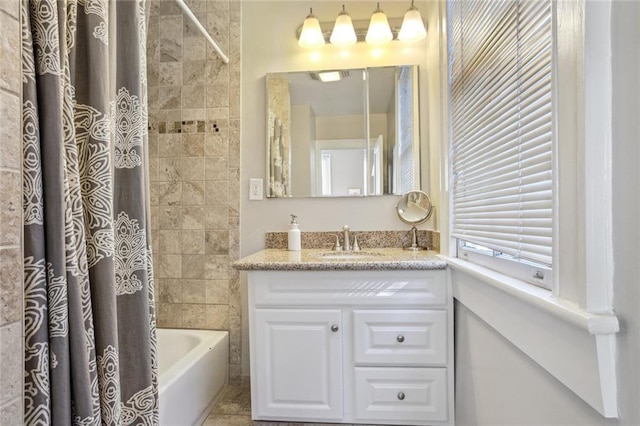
397,392,405,400
331,324,339,332
396,335,405,343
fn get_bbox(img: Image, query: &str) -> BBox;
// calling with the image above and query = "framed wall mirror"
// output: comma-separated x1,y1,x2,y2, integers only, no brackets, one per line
265,65,421,198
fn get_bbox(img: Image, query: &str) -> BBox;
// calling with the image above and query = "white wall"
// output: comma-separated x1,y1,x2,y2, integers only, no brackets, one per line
610,0,640,422
455,302,615,426
315,114,366,140
369,112,389,143
323,147,366,196
241,0,442,375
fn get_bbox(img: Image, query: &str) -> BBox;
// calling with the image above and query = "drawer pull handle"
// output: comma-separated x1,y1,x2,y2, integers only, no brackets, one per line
331,324,339,332
396,335,405,343
397,392,405,400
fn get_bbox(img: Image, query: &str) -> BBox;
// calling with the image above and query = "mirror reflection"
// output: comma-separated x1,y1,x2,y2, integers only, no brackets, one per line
396,190,434,251
266,65,421,198
396,190,433,224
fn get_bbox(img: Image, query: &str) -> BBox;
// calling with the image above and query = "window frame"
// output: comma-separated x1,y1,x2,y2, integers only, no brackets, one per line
440,0,614,313
438,0,619,417
458,240,553,289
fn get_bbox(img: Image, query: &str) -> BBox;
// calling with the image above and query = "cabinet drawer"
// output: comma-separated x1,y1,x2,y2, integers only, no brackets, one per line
354,367,448,423
250,270,447,307
353,310,447,366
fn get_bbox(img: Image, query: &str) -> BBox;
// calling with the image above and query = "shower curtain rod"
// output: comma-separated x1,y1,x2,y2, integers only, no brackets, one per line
174,0,230,64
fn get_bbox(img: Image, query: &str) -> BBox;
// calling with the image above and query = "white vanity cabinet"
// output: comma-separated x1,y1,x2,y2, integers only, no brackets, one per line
247,269,454,426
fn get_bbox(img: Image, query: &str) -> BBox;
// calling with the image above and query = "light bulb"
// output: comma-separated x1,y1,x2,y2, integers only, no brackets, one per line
398,2,427,42
330,5,357,47
298,8,325,48
365,3,393,45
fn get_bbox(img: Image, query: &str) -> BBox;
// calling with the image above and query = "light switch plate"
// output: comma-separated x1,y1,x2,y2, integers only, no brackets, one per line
249,178,264,200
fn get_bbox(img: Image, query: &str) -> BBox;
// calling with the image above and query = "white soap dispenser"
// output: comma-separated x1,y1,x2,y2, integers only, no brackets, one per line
287,214,301,251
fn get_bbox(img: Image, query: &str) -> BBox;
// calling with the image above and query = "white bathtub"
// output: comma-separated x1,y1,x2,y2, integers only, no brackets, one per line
158,328,229,426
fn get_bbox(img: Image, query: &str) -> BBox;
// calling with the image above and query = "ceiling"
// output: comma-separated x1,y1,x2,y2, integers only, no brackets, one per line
287,66,397,116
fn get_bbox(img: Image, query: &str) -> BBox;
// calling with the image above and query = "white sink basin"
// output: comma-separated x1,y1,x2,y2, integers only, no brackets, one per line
316,251,383,260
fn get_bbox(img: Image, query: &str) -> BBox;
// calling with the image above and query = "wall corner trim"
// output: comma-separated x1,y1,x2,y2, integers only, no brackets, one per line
446,257,619,418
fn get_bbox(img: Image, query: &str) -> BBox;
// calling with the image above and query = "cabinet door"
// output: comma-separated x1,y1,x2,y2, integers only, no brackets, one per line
253,309,343,420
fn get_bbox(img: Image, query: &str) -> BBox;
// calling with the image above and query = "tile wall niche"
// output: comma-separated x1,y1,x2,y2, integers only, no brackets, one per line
0,0,23,422
146,0,242,381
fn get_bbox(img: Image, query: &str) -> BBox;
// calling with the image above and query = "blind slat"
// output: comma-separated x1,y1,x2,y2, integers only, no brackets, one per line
452,59,551,143
453,75,552,155
454,136,552,181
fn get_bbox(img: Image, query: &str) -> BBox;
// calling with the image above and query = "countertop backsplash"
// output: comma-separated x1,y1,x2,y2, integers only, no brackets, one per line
265,230,440,252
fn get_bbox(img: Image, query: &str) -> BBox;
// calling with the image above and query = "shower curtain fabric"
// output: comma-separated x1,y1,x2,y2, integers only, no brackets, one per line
22,0,157,424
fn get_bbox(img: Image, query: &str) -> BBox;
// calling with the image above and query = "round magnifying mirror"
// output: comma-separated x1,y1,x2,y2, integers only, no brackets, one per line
396,190,434,250
397,190,433,224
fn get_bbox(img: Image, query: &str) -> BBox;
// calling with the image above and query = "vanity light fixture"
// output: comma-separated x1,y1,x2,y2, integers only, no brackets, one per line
398,0,427,42
365,3,393,45
330,5,357,47
296,2,427,48
298,8,325,48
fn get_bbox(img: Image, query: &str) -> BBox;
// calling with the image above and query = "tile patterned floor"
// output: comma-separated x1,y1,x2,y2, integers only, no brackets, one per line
202,384,377,426
202,384,253,425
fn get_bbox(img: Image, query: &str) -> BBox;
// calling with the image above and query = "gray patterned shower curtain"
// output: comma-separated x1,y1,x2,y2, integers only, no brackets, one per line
22,0,158,424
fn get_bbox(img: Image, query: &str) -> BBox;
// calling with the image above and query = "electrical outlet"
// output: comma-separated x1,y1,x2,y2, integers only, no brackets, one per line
249,178,263,200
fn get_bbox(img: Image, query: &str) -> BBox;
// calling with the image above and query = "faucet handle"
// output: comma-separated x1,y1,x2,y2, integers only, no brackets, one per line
352,235,360,251
333,234,343,251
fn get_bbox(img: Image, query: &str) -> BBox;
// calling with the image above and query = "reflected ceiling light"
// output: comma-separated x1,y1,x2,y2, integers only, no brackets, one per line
318,71,342,82
365,3,393,45
298,8,325,48
330,5,357,47
398,0,427,42
309,70,350,82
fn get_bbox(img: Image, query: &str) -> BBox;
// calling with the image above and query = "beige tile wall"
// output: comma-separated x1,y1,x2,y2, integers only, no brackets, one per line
0,0,23,422
147,0,242,382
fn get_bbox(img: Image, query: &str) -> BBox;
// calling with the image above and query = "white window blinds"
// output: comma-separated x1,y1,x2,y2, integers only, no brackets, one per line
450,0,553,266
397,66,416,195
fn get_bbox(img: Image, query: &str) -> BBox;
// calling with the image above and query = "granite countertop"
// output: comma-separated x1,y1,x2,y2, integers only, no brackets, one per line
232,248,447,271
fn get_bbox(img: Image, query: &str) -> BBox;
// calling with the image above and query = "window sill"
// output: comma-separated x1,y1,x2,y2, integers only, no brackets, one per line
445,257,619,418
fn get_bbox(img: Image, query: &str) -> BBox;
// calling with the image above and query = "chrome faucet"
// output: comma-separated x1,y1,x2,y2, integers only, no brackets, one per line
333,225,361,252
342,225,351,252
